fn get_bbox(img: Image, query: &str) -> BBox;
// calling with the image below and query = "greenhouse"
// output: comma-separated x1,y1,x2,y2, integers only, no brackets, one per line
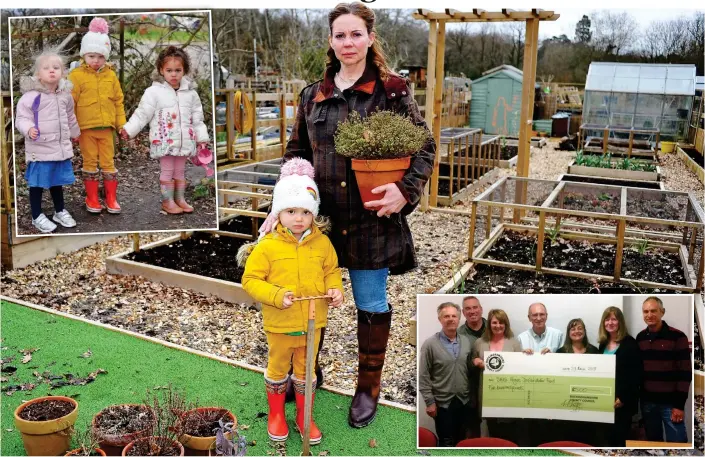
583,62,696,142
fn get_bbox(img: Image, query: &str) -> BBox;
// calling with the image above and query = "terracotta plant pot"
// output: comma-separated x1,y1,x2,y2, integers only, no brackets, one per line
92,404,155,456
14,395,79,456
350,156,411,209
122,436,185,456
179,408,236,456
66,448,107,456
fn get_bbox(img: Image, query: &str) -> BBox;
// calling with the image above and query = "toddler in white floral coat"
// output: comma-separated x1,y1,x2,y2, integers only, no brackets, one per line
120,46,209,214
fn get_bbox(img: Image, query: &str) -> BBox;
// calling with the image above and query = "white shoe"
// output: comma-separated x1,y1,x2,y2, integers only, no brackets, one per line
32,213,57,233
53,209,77,228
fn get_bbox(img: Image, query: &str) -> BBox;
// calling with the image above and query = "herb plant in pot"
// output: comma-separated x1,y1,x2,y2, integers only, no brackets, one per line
65,427,106,456
14,395,79,456
178,407,236,456
334,110,430,208
91,404,156,456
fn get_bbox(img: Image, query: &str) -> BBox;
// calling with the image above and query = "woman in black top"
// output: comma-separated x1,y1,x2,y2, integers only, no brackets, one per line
597,307,642,447
554,318,601,445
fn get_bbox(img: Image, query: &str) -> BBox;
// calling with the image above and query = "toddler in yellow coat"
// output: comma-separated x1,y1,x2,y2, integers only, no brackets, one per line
239,157,344,445
68,17,126,214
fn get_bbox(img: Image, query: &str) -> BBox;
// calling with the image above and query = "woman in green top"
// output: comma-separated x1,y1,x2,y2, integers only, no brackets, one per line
470,309,524,445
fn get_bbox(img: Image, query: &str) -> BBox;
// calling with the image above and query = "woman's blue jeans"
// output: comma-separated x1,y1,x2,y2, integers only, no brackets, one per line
348,268,389,313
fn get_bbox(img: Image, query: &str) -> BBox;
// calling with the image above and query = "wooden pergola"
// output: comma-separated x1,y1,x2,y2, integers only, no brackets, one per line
413,9,559,210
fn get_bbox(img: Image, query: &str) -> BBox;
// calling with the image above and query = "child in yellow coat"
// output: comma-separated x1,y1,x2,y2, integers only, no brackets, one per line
239,158,344,445
68,17,126,214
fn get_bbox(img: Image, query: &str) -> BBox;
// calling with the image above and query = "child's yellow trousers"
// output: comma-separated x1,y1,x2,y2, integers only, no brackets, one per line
265,329,322,381
79,128,116,173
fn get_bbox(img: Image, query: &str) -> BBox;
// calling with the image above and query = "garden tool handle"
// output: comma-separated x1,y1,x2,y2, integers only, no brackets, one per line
302,298,316,456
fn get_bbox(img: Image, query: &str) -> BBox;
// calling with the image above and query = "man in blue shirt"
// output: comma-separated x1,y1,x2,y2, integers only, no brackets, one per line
517,302,564,446
517,303,564,354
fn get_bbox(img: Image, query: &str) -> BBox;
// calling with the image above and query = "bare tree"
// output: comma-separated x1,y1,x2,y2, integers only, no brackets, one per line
591,10,639,56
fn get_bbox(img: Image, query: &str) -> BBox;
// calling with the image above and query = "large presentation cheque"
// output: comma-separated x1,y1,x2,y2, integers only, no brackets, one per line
482,351,616,423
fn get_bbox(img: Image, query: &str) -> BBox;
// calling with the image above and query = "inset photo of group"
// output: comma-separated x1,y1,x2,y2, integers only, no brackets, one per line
417,294,697,450
8,10,217,235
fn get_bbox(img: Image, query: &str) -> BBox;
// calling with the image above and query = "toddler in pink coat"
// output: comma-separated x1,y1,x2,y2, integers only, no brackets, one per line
15,50,80,233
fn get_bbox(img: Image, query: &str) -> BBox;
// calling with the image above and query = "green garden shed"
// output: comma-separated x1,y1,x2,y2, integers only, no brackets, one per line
469,65,534,137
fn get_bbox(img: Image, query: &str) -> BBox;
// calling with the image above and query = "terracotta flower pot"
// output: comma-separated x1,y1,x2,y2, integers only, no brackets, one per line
350,156,411,209
122,436,185,456
65,448,107,456
179,408,236,456
14,396,79,456
92,404,155,456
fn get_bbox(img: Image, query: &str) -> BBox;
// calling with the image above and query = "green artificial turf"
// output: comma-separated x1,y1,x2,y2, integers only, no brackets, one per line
0,301,565,456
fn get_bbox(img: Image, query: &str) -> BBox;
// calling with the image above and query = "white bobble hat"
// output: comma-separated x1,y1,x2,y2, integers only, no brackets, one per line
270,158,320,223
80,17,111,59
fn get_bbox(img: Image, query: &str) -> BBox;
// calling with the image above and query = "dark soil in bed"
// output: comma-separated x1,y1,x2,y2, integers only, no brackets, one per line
124,216,260,283
562,192,621,214
500,144,518,160
680,146,704,170
626,196,685,221
482,231,686,286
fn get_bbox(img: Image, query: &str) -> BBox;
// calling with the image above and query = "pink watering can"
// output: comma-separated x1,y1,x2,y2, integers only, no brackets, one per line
191,146,214,177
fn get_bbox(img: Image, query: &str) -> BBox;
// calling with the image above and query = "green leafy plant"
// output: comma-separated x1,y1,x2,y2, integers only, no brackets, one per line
546,221,562,246
633,238,650,255
597,193,611,202
193,178,215,200
334,110,430,159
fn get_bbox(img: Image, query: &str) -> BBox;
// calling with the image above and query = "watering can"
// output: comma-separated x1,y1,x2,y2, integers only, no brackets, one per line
191,146,214,176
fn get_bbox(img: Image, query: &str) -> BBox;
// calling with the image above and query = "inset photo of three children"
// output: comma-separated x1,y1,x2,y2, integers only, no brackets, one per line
8,11,217,235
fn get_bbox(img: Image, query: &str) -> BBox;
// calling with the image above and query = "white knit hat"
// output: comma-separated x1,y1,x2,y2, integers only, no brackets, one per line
270,158,320,222
80,18,111,59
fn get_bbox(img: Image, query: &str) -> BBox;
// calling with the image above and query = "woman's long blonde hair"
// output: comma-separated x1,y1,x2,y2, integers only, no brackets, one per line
597,306,629,345
326,2,394,81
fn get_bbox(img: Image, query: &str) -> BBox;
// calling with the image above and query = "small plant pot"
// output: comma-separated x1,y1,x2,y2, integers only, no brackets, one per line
14,396,79,456
179,408,237,456
122,436,185,456
92,404,156,456
661,141,676,153
66,448,107,456
350,156,411,209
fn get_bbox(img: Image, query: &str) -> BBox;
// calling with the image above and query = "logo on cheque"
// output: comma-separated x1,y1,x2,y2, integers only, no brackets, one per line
486,353,505,372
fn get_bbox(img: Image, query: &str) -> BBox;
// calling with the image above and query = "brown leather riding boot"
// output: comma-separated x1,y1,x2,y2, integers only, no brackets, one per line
285,327,325,403
348,305,392,428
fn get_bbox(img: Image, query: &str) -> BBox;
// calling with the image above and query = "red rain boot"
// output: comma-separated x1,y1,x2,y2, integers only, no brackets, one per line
83,175,102,213
293,375,322,445
265,376,289,442
102,173,121,214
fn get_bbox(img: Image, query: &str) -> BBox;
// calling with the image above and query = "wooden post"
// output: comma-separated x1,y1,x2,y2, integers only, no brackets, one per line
536,211,546,271
425,20,439,207
614,219,626,281
603,127,609,154
279,92,287,158
252,185,259,237
132,233,140,252
628,130,634,158
0,94,12,215
464,134,470,188
250,91,258,161
429,20,446,207
688,227,697,264
514,16,540,222
227,90,235,161
448,138,455,198
577,126,582,152
697,236,704,290
655,131,660,153
485,205,493,238
499,179,506,223
181,231,188,240
468,201,477,259
472,131,478,181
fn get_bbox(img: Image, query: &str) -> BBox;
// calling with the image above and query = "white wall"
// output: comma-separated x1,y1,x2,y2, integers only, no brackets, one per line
416,294,694,443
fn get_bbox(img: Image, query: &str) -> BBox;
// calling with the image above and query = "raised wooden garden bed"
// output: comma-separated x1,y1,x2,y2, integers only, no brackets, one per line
676,144,704,185
567,159,661,182
559,174,664,190
445,176,704,293
578,123,660,159
106,216,261,307
435,129,501,206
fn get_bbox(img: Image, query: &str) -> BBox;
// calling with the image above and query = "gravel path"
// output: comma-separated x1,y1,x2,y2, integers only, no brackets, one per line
2,139,703,418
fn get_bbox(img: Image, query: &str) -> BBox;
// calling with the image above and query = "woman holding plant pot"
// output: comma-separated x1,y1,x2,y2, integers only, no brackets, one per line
260,1,435,428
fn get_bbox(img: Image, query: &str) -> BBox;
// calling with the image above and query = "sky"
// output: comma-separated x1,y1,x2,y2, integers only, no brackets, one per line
537,8,702,40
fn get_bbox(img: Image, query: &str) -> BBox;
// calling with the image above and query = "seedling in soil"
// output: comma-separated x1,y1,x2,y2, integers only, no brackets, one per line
193,178,215,200
213,418,247,456
633,239,650,255
597,193,612,202
546,222,562,246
